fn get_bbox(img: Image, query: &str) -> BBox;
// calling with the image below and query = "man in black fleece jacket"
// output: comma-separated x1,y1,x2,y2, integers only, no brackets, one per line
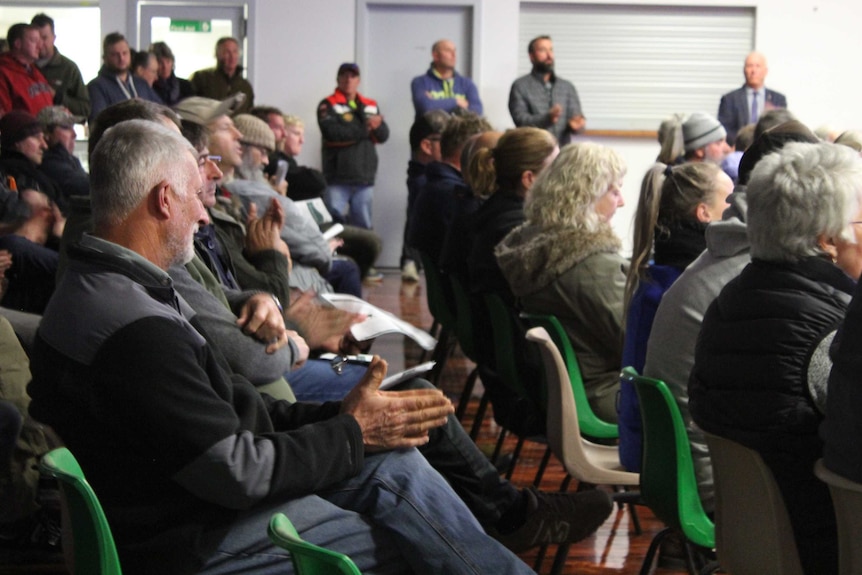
27,119,536,575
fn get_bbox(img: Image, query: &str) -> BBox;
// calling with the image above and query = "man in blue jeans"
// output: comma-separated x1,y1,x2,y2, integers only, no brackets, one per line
28,120,539,575
318,63,389,230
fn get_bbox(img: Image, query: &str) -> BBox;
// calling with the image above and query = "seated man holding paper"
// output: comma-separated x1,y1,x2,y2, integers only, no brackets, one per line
250,105,383,282
123,108,612,556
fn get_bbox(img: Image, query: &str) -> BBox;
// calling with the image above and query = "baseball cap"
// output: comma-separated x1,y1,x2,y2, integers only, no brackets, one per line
337,63,360,76
37,106,84,129
173,93,246,126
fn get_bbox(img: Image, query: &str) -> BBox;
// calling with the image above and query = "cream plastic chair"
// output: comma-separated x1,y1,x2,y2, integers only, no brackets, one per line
527,327,640,575
705,433,803,575
526,327,638,486
814,459,862,575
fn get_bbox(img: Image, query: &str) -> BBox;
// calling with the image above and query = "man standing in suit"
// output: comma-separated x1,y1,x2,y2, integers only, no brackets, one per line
717,51,787,146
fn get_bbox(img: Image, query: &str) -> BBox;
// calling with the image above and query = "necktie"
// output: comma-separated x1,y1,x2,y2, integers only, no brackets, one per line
750,92,759,123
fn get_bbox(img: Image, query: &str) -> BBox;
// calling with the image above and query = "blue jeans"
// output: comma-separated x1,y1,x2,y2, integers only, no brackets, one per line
199,449,534,574
288,359,365,402
326,257,362,297
289,365,521,529
325,184,374,229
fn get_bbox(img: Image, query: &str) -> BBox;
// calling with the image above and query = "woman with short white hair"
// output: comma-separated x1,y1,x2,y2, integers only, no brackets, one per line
690,141,862,574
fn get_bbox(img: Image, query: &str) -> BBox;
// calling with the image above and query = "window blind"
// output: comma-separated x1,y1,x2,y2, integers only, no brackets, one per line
518,3,755,131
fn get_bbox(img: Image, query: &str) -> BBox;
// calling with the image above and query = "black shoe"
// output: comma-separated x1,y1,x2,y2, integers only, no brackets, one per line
492,487,613,552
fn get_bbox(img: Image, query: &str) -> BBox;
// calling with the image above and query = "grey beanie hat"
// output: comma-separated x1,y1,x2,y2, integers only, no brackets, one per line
682,112,727,152
233,113,276,153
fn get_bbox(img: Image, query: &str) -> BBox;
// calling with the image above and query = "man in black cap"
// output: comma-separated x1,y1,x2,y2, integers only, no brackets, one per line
317,63,389,236
36,106,89,200
0,111,62,212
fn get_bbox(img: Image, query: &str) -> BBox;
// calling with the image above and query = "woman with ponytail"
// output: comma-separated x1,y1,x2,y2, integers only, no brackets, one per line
618,161,732,471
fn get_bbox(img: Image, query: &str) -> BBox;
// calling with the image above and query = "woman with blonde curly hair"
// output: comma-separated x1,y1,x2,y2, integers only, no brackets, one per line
495,142,627,421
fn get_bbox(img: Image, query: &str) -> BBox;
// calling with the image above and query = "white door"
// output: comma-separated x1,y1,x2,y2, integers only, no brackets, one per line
138,4,247,82
359,2,477,268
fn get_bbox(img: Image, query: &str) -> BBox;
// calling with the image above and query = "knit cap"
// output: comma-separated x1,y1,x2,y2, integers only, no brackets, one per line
682,112,727,152
737,120,818,185
233,114,276,153
173,93,245,126
0,111,43,150
37,106,84,129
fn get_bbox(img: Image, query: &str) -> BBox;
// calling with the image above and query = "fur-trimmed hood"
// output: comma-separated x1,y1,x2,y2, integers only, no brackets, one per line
495,222,622,296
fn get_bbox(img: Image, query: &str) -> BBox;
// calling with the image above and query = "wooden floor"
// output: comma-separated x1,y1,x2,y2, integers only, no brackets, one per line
2,270,691,575
362,270,690,575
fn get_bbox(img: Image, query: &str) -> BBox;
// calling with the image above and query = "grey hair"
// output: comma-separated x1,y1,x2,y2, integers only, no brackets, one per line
747,142,862,262
525,141,626,232
236,144,268,183
90,119,197,229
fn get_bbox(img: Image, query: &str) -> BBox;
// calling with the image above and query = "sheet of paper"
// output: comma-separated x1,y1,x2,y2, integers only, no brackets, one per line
319,293,438,350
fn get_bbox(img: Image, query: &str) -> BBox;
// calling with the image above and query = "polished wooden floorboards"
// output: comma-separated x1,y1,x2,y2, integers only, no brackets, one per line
363,271,689,575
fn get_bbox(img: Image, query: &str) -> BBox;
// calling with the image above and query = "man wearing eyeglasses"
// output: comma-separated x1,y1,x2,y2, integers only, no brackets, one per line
509,35,585,145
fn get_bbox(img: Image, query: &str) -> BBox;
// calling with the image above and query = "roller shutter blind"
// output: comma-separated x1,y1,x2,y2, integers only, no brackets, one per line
518,3,755,131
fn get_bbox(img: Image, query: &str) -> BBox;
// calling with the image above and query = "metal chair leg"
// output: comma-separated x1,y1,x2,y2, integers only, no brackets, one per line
469,391,490,440
533,446,553,486
455,366,479,421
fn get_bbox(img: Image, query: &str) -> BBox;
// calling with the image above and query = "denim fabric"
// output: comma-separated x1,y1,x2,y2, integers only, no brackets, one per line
200,449,534,574
288,359,365,403
290,371,521,530
325,184,374,229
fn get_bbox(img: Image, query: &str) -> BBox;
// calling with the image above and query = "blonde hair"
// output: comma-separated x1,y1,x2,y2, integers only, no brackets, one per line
525,142,626,232
470,127,557,198
283,114,304,129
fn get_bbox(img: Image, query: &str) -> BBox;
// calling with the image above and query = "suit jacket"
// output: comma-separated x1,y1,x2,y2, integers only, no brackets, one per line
717,85,787,145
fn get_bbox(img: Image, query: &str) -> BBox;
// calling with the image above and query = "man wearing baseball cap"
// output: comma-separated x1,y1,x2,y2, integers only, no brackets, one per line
317,63,389,233
682,111,732,164
36,106,88,200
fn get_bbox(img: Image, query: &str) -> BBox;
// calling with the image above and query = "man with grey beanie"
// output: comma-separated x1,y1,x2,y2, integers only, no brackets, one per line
682,112,731,164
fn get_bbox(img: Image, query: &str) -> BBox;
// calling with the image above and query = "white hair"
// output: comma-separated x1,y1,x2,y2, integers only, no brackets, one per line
90,119,197,229
747,142,862,262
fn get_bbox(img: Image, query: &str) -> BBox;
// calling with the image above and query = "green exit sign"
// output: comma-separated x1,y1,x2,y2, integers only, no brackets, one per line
169,20,212,32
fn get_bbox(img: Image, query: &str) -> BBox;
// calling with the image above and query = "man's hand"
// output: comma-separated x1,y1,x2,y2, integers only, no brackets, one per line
549,103,562,125
328,237,344,254
568,114,586,133
285,329,310,366
366,114,383,132
341,356,453,451
268,174,288,196
285,290,364,353
246,200,292,265
455,96,469,109
236,293,289,354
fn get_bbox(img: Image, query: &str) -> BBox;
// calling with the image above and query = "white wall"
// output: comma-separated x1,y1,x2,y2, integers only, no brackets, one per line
103,0,862,261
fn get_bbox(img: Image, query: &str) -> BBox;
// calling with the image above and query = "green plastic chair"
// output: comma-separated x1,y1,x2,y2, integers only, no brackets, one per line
483,293,548,479
449,275,482,420
522,313,618,440
622,367,716,575
418,251,455,377
39,447,123,575
268,513,362,575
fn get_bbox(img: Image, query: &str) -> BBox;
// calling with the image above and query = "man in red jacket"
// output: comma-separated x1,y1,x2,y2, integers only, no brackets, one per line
318,63,389,231
0,23,54,116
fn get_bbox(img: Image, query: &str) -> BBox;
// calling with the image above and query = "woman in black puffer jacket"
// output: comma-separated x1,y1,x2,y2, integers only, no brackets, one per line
690,142,862,575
